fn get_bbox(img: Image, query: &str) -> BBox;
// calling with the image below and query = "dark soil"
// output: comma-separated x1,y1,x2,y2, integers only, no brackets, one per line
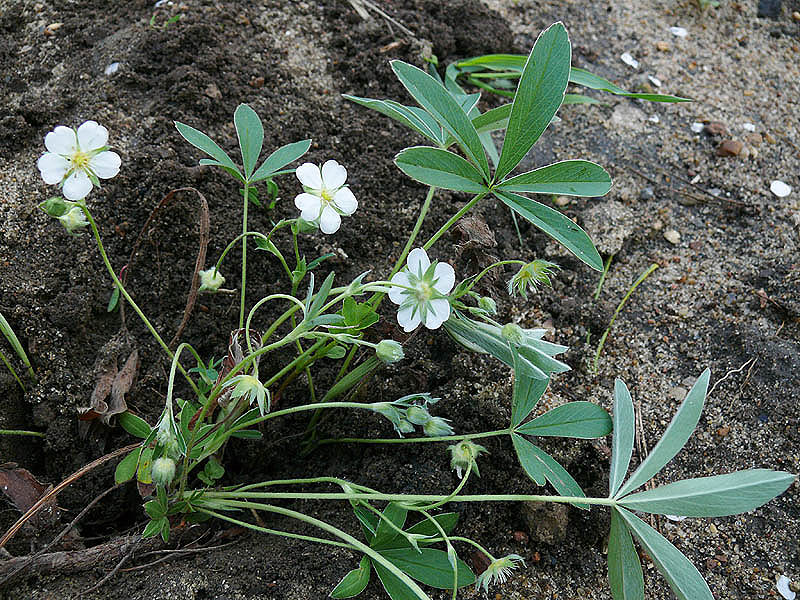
1,0,798,599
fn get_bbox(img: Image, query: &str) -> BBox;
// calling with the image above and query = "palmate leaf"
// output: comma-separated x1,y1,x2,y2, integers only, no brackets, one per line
511,433,588,509
494,22,571,182
616,507,712,600
618,469,796,517
394,147,490,192
608,509,644,600
609,379,635,497
614,369,710,498
494,190,603,271
494,160,612,197
391,60,489,178
516,401,611,439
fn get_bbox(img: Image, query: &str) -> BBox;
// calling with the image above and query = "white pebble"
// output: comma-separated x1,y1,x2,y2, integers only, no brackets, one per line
104,62,120,76
742,122,756,132
690,122,704,133
670,26,688,37
665,514,688,522
620,52,639,69
648,75,662,87
664,229,681,245
770,180,792,197
777,576,796,600
648,115,660,123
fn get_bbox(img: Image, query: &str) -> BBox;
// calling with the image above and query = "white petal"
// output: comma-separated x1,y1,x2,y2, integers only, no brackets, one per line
62,170,93,200
332,187,357,215
45,126,77,154
321,160,347,189
37,153,69,184
424,298,451,329
296,162,322,189
397,303,421,332
388,272,411,305
406,248,430,276
319,205,342,234
295,192,321,213
89,151,120,179
432,262,455,295
77,121,109,151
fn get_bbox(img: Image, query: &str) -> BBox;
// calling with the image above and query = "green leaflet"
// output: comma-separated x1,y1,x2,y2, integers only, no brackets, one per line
372,503,409,549
615,369,710,498
343,95,446,145
373,560,430,600
569,67,690,103
510,347,549,427
233,104,264,179
511,433,588,509
250,139,312,183
330,556,371,598
377,548,475,589
118,412,152,439
608,509,644,600
494,23,571,182
494,160,612,197
516,401,612,439
174,121,241,176
391,60,489,178
616,507,712,600
618,469,796,517
114,449,140,484
494,190,603,271
394,146,489,192
609,379,635,497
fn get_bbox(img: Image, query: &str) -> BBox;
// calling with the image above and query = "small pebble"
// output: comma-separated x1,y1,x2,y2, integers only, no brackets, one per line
656,41,670,51
664,229,681,245
705,121,728,136
670,26,688,37
665,514,687,522
778,575,796,600
640,187,654,201
554,196,570,207
770,180,792,197
717,140,743,156
621,52,639,69
648,75,662,87
104,62,120,76
717,425,731,437
648,115,660,123
43,22,62,35
793,11,800,22
744,133,762,146
742,122,756,132
691,122,704,133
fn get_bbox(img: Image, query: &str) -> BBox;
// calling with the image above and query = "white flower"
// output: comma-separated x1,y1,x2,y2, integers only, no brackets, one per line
37,121,121,201
474,554,525,595
294,160,357,234
224,374,270,416
388,248,455,332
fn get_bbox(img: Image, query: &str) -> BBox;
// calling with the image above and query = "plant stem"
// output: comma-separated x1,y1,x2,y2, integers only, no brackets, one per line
316,428,510,446
423,192,487,250
82,207,201,397
239,181,249,329
0,429,45,438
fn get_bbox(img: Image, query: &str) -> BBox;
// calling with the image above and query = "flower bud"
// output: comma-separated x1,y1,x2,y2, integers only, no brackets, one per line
405,404,430,425
151,457,176,486
422,416,454,438
40,196,71,218
501,323,525,345
198,268,225,293
58,206,89,234
478,296,497,315
396,418,415,434
448,439,488,478
376,339,404,364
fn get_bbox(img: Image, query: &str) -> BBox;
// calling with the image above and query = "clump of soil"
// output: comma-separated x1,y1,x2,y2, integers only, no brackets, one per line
1,0,798,599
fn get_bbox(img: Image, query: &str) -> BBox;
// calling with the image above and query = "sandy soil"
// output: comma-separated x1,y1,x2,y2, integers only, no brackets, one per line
0,0,798,598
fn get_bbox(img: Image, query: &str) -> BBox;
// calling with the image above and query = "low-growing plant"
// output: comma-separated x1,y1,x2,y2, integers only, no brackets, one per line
28,22,793,600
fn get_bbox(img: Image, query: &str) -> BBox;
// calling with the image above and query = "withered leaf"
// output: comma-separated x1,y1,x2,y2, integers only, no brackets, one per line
0,465,59,529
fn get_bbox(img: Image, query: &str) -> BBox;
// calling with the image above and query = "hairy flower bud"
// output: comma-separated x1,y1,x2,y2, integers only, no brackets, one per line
198,268,225,293
376,339,404,364
405,404,430,425
422,416,454,438
501,323,525,346
58,206,89,235
449,439,488,478
478,296,497,315
151,457,176,486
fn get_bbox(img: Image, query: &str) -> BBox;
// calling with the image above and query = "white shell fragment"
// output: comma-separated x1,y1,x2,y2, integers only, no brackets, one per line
691,122,704,133
648,75,662,87
104,62,120,76
777,575,796,600
743,122,756,132
670,26,688,37
665,514,688,522
621,52,639,69
770,180,792,197
648,115,660,123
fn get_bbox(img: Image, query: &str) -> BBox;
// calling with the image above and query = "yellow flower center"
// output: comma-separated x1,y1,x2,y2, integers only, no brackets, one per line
415,281,433,302
320,188,334,202
70,150,90,170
